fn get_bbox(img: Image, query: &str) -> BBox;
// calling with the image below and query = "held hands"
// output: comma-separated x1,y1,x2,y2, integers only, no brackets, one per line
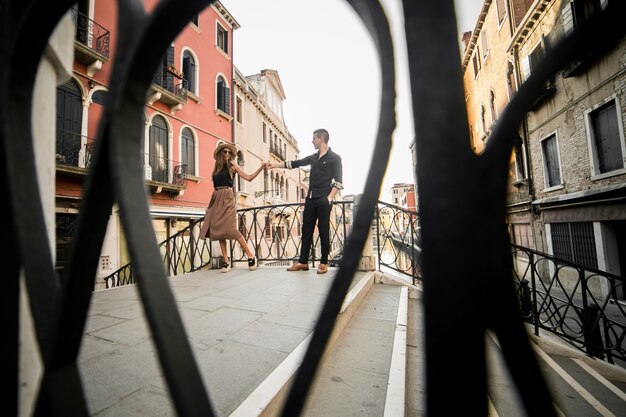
263,162,274,170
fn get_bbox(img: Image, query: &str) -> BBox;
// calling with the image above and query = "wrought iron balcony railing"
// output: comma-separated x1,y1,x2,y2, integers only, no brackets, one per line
144,153,187,187
270,143,285,160
70,8,110,60
152,65,188,103
55,129,95,170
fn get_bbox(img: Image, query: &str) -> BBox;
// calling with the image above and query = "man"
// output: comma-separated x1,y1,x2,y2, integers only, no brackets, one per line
268,128,343,274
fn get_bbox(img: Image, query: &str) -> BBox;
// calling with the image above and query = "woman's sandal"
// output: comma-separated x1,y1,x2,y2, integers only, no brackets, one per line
248,257,257,271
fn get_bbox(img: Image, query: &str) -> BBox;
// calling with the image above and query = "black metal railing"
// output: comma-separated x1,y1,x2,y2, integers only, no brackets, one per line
152,65,188,101
145,153,187,186
512,244,626,365
55,129,95,169
103,200,356,287
375,201,422,284
104,219,213,288
70,8,110,59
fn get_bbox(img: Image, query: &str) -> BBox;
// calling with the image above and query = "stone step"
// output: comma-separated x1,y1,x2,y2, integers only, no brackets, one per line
404,294,626,417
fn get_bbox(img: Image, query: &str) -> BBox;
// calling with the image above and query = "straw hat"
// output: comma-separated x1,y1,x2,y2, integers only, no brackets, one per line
213,142,238,160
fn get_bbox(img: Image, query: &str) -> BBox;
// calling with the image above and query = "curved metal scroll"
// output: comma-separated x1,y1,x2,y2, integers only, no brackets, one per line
4,0,624,415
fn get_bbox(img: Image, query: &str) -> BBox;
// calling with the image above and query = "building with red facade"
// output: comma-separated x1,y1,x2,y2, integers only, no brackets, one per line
55,1,239,287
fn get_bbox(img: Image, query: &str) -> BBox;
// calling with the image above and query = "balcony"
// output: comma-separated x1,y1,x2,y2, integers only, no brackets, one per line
150,65,188,112
70,8,110,75
269,143,285,160
144,153,187,194
55,129,95,176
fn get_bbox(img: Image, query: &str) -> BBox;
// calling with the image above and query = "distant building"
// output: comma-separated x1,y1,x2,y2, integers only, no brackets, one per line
389,183,413,206
233,67,301,208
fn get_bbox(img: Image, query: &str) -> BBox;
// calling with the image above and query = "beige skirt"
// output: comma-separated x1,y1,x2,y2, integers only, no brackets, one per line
199,188,242,240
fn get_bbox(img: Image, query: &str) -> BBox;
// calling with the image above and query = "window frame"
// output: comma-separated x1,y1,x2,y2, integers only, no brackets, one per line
215,74,231,116
179,126,196,177
235,95,243,125
584,95,626,179
216,21,229,55
540,132,564,191
181,49,198,95
496,0,507,28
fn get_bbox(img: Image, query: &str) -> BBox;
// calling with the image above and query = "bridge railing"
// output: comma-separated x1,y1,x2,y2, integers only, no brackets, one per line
103,199,425,287
512,244,626,365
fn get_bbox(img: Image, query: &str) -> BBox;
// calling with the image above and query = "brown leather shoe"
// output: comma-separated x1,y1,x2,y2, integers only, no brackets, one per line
287,263,309,271
317,264,328,274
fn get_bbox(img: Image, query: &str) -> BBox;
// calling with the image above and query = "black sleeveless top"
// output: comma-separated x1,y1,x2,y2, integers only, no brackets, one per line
213,166,233,188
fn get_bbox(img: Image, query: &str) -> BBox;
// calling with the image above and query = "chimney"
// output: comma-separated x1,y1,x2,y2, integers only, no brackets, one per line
461,31,472,51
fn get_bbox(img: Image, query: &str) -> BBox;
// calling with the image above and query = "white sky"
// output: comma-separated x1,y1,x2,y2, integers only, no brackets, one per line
221,0,483,200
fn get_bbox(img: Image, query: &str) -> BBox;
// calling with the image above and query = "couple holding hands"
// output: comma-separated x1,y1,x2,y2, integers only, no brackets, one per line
200,128,343,274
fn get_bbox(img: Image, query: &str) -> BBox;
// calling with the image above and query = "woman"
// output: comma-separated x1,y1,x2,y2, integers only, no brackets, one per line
200,142,264,272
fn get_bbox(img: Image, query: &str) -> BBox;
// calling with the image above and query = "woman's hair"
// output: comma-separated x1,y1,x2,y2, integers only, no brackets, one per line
213,148,234,176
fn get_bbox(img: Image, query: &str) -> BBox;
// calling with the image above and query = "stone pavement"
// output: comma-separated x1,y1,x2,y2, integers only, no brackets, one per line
79,266,369,416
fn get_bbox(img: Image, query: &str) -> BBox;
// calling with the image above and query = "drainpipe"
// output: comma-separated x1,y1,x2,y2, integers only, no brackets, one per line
512,44,539,248
230,38,235,147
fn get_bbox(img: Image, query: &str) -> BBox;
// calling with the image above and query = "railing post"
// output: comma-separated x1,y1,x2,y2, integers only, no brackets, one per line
580,270,606,360
353,194,375,271
375,201,381,273
582,304,605,359
520,280,532,318
528,250,540,337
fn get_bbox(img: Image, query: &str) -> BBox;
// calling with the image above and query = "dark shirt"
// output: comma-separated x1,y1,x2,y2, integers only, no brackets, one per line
290,148,343,199
213,166,233,188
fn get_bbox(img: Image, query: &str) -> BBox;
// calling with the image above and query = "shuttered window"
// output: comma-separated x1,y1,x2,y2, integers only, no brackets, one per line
181,127,195,176
216,23,228,54
551,222,597,269
541,134,561,188
562,2,574,35
217,76,230,114
590,100,623,174
182,51,196,94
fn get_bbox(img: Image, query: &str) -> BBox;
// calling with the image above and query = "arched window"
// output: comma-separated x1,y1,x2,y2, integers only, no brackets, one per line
216,75,230,114
182,51,196,94
149,115,169,183
56,78,83,167
489,90,497,125
506,61,517,99
181,127,195,176
480,105,487,135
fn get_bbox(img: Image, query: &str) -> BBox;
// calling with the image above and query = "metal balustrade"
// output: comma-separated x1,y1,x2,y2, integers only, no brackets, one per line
55,129,95,169
376,200,422,284
144,153,187,187
3,0,625,416
70,7,111,59
512,244,626,365
103,200,416,288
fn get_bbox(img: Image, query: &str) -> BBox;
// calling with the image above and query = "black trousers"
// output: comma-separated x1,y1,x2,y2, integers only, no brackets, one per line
299,196,331,264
